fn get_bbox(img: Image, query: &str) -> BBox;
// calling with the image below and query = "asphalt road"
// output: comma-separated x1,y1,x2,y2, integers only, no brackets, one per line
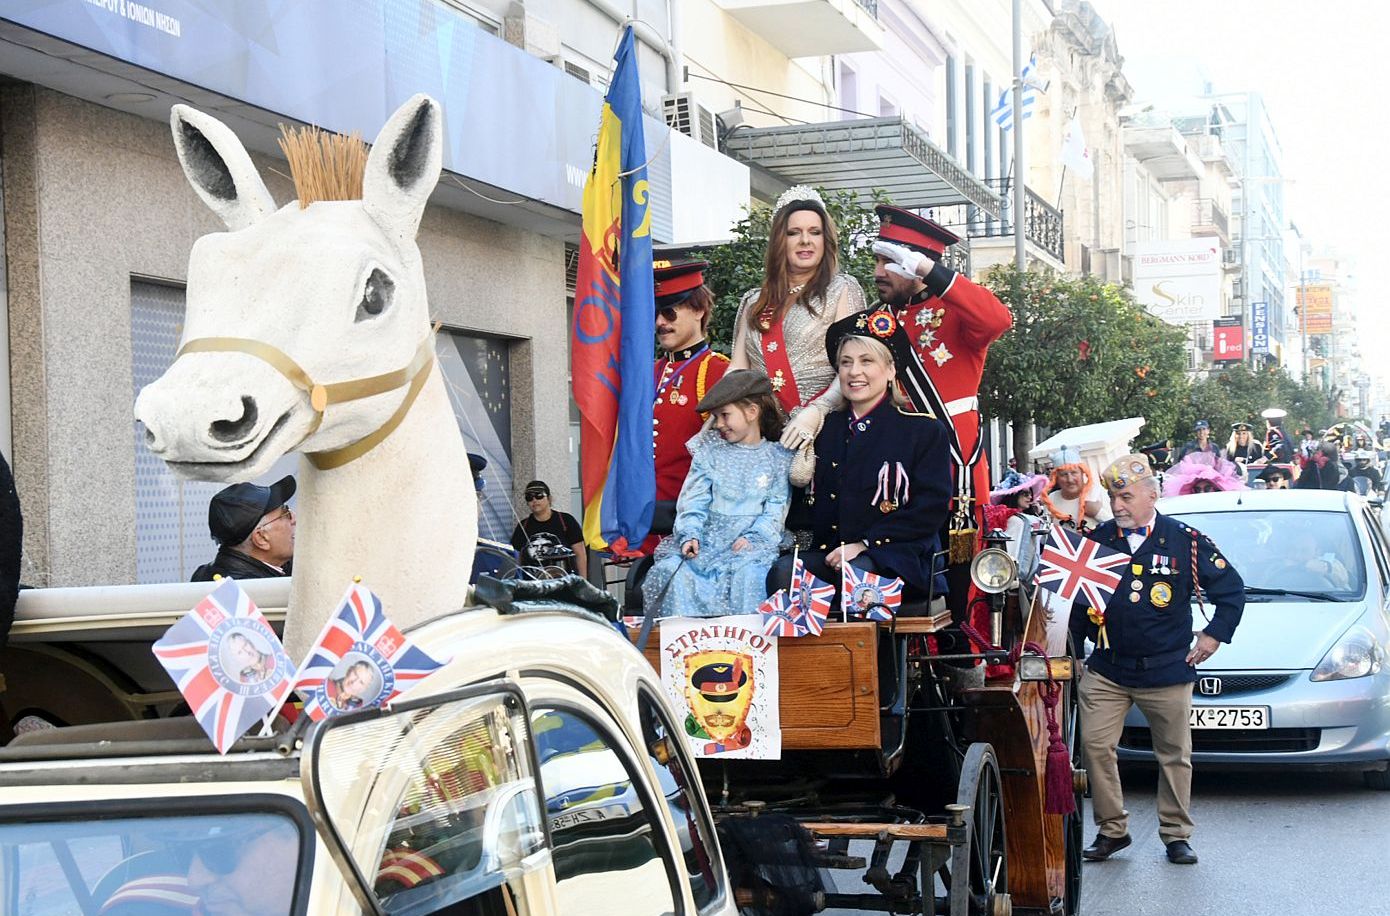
824,766,1390,916
1078,766,1390,916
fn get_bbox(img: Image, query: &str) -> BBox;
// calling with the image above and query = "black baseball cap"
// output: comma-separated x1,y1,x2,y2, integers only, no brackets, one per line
209,476,296,546
523,480,550,499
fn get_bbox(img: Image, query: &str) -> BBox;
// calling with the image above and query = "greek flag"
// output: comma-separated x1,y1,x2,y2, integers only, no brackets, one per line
991,56,1039,132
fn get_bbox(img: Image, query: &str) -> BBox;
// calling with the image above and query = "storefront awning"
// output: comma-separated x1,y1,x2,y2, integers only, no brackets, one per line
723,117,1002,218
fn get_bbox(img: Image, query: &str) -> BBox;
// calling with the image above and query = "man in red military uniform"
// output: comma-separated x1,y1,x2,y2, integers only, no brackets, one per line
870,206,1013,567
643,260,729,554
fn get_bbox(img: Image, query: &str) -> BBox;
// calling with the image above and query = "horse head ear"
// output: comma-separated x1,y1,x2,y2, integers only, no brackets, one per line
169,105,275,231
363,94,442,241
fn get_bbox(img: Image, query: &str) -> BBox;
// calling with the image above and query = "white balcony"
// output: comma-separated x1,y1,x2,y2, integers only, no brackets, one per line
1124,126,1203,182
714,0,886,57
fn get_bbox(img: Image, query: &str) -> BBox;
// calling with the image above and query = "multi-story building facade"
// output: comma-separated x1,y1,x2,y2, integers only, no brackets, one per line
0,0,744,586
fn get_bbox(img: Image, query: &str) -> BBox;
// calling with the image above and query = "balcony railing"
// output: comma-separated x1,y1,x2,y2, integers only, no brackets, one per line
970,179,1065,264
1192,198,1229,239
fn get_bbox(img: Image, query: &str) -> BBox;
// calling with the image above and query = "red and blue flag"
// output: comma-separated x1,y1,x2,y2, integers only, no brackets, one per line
842,564,905,622
293,582,447,721
152,578,294,754
572,25,656,556
757,589,799,637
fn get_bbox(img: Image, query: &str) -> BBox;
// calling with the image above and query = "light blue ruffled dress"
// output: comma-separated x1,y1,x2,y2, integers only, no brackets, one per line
643,432,793,618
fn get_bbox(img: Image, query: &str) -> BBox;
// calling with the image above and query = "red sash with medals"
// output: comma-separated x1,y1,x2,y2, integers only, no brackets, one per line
760,319,804,415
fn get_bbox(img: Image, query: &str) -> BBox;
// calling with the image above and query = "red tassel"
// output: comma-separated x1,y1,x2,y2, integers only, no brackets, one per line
1039,679,1077,816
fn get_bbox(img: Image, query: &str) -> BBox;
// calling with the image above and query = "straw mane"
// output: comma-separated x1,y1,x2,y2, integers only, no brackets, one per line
277,124,368,208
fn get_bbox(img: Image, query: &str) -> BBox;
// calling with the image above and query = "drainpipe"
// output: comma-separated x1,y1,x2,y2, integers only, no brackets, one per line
586,0,680,95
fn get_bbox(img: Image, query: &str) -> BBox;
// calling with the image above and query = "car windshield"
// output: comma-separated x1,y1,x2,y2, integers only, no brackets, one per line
1168,509,1366,601
0,810,305,916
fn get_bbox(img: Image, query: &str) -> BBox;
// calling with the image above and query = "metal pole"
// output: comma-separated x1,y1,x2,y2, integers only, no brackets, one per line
1012,0,1026,271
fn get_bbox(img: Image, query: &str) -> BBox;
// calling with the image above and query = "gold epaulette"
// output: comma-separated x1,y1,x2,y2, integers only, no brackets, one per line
895,405,937,419
696,351,729,403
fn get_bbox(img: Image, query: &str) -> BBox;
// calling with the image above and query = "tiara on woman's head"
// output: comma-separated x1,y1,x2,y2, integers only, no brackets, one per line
773,185,824,216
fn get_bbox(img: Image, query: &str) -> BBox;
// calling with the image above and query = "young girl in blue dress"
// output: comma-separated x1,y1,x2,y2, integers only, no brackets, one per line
643,370,793,617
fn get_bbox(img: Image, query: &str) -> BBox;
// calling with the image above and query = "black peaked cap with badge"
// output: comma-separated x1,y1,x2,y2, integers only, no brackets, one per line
824,308,914,369
208,475,295,546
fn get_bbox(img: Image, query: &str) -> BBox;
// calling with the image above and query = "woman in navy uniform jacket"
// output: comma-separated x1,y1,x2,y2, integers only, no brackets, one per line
769,308,952,606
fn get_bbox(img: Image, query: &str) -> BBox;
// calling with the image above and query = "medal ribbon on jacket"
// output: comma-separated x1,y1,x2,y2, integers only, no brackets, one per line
871,461,911,514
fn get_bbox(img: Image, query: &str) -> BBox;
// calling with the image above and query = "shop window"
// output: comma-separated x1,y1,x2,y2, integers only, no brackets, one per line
435,329,515,542
531,707,678,916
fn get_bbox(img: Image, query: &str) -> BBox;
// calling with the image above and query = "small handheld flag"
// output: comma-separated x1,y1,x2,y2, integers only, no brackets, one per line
757,589,800,637
1036,526,1129,608
294,582,448,721
789,558,834,636
152,578,295,754
841,564,904,622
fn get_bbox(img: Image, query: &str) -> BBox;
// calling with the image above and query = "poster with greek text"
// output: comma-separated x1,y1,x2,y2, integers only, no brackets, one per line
659,615,781,759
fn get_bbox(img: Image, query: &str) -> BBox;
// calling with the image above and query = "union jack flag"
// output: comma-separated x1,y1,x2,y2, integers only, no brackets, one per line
757,589,799,637
1036,525,1129,608
152,578,294,754
294,582,447,721
842,564,904,622
789,559,834,636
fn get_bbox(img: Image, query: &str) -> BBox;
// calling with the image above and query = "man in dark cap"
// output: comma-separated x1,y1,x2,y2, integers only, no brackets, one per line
191,476,295,581
645,260,729,553
511,480,586,577
869,205,1012,567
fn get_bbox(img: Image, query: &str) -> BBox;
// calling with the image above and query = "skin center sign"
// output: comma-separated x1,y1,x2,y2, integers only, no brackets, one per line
1133,239,1222,325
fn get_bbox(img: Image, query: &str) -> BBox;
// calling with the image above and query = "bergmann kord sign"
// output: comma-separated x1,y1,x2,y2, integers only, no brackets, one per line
1133,239,1222,325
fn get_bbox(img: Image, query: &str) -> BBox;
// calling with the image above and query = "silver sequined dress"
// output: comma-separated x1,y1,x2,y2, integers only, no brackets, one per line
734,273,866,409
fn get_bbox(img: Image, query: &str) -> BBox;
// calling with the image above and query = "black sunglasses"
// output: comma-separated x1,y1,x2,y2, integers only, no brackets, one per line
524,491,548,501
657,306,680,323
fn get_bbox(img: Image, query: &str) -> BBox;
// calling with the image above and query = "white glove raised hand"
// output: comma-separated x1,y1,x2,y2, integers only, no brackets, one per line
779,406,823,450
872,240,929,280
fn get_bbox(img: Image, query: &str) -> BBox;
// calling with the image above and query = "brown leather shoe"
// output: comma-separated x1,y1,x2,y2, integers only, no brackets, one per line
1081,833,1132,861
1165,840,1198,864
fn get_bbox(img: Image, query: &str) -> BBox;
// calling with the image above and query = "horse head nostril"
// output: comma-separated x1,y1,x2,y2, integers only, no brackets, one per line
209,396,260,444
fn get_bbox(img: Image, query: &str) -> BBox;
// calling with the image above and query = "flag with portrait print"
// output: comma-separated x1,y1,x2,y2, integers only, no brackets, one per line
788,558,834,635
757,589,799,637
152,578,294,754
841,564,904,622
1036,525,1128,608
294,582,448,721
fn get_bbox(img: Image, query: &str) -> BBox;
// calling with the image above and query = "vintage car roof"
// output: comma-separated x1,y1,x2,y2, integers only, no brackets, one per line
1159,489,1365,515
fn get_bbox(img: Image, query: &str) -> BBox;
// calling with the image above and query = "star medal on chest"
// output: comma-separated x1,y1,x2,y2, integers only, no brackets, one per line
771,369,786,391
1150,554,1173,575
917,328,937,349
929,342,953,366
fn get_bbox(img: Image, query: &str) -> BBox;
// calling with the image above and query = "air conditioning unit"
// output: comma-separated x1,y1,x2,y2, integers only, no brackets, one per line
663,92,718,150
1221,248,1239,266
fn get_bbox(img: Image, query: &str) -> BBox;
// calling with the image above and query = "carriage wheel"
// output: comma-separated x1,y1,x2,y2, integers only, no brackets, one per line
1063,643,1084,915
929,742,1009,916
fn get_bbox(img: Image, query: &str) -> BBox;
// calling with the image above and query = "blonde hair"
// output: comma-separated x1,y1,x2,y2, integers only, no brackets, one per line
835,336,908,409
277,124,368,208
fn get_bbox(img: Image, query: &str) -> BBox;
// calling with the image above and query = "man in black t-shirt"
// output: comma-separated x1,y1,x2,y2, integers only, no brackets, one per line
510,480,587,577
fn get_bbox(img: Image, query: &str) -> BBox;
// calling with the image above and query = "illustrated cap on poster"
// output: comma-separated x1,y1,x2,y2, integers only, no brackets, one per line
875,204,960,258
654,260,710,309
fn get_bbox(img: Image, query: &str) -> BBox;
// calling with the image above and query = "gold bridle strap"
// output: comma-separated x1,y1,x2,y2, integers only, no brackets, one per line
174,329,437,470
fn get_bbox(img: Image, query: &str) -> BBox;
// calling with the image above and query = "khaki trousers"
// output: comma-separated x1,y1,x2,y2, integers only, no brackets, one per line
1078,670,1194,843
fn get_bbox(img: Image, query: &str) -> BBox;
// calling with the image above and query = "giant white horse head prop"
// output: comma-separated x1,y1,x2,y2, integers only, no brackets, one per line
135,95,477,656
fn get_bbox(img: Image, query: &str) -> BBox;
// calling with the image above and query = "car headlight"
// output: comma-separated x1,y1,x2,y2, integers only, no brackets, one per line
970,547,1017,595
1310,625,1385,682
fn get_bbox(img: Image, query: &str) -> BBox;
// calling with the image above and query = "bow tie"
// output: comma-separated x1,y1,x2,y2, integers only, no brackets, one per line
1122,525,1151,539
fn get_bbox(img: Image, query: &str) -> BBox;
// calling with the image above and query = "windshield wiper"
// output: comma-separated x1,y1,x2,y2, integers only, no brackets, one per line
1243,586,1339,602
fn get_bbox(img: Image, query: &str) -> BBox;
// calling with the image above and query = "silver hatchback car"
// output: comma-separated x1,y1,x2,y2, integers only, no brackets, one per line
1115,489,1390,788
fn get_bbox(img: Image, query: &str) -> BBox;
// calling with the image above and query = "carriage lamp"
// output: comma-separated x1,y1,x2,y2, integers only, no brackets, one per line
970,530,1017,595
1018,653,1076,682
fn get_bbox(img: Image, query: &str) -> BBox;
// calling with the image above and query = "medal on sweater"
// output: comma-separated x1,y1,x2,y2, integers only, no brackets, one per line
872,461,910,513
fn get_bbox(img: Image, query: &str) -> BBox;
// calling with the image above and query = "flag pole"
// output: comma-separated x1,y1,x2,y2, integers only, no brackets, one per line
1012,0,1026,272
840,543,849,623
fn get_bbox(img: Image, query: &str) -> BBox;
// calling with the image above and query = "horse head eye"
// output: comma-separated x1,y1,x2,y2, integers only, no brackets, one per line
355,268,395,321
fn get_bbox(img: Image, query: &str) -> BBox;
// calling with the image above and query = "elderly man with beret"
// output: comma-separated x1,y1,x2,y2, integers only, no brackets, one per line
1071,454,1245,866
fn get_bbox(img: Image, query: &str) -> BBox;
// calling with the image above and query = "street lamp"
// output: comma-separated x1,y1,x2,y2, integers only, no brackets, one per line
1233,175,1292,370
